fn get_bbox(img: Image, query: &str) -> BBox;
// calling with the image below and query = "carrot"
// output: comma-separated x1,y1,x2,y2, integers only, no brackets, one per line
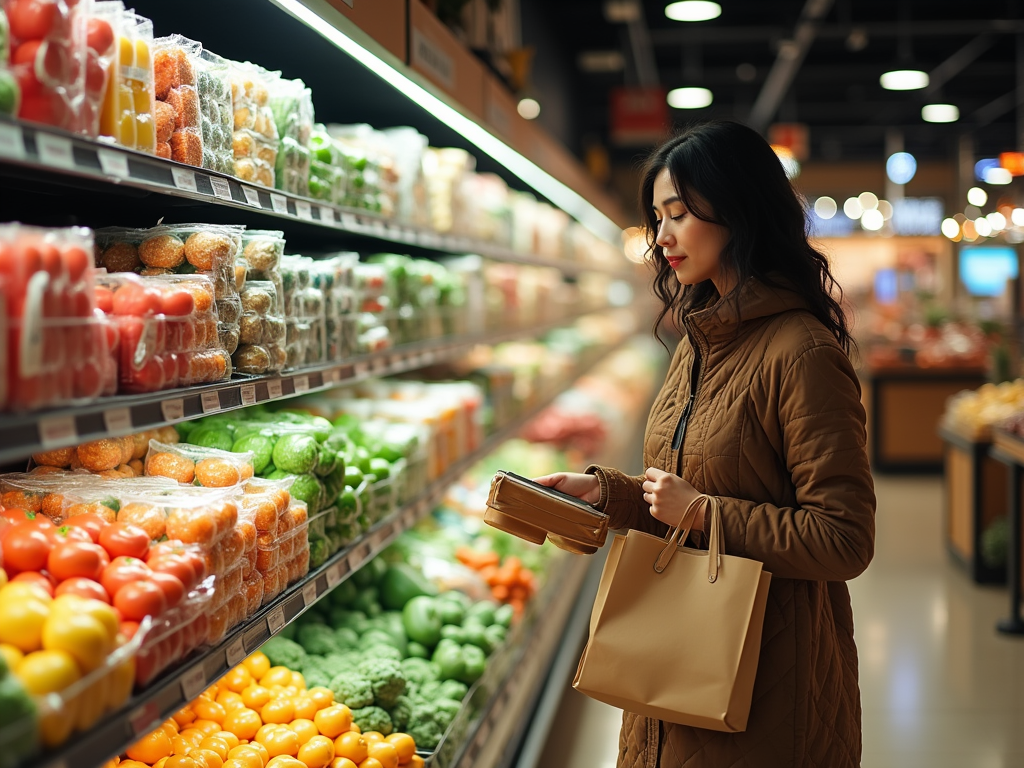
492,584,510,601
509,585,529,601
479,564,500,586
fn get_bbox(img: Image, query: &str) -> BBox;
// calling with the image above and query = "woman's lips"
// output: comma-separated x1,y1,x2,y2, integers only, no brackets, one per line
666,256,685,269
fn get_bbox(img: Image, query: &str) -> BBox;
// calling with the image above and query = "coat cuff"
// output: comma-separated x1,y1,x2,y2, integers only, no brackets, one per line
585,464,645,530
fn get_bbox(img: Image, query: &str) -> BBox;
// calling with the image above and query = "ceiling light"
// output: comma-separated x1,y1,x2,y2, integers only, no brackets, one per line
974,158,1000,182
975,217,993,237
667,87,713,109
861,209,885,231
987,212,1007,230
967,187,988,206
880,69,929,91
984,167,1013,185
578,51,626,73
1012,208,1024,226
858,191,879,211
266,0,621,243
813,196,837,219
517,98,541,120
844,197,863,219
665,1,721,21
878,200,894,221
922,103,959,123
941,218,960,239
886,152,917,185
962,220,978,241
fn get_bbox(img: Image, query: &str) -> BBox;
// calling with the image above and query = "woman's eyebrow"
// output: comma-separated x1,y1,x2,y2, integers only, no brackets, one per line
653,196,681,211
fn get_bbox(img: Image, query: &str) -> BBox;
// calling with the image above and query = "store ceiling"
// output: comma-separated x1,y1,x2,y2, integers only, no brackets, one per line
544,0,1023,164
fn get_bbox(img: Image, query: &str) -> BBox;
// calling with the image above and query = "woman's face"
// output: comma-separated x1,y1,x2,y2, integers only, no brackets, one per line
652,167,731,291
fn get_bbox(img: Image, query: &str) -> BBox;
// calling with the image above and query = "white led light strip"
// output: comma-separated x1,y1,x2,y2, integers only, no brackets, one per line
270,0,622,244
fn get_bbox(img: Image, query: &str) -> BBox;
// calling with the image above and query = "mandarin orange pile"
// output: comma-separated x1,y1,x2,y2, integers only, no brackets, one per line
113,651,423,768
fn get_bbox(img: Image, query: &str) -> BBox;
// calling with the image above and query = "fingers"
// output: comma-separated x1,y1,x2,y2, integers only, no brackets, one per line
532,474,561,487
645,467,667,481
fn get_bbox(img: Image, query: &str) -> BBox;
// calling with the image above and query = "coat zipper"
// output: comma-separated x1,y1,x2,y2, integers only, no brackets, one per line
672,344,703,451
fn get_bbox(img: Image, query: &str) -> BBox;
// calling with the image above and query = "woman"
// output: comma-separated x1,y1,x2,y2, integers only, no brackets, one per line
536,121,876,767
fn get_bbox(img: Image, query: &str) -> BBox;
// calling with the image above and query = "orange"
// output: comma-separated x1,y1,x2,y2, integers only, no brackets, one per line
259,667,293,689
357,759,383,768
226,746,264,768
165,757,199,768
361,733,384,746
191,749,224,768
199,737,231,760
406,758,424,768
217,691,246,712
245,741,270,767
213,732,241,750
348,724,361,734
222,708,262,741
333,733,367,764
222,666,254,693
314,706,352,739
127,728,173,764
290,719,319,744
194,719,224,736
289,671,305,690
306,687,334,711
154,757,170,768
281,687,300,699
223,760,251,768
292,696,317,721
242,652,270,680
330,760,358,768
255,724,283,745
365,743,397,768
261,727,299,758
203,685,221,700
268,686,288,699
117,763,148,768
171,735,196,755
179,729,207,747
195,458,241,488
193,700,228,724
162,721,181,738
297,735,335,768
265,759,304,768
173,707,197,728
241,685,272,710
383,734,414,764
260,699,294,725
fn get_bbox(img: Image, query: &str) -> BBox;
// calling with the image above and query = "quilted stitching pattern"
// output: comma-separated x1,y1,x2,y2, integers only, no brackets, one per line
607,280,871,768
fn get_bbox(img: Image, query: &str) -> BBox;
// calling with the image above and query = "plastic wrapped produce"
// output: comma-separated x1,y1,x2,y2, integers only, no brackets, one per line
0,5,18,117
152,35,203,167
98,9,156,153
196,49,233,174
279,256,326,368
75,1,120,137
239,229,284,281
233,279,285,374
227,60,279,187
146,439,254,487
0,223,115,411
269,76,312,195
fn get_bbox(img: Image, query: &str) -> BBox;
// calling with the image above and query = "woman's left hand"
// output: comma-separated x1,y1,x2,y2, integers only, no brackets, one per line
642,467,703,530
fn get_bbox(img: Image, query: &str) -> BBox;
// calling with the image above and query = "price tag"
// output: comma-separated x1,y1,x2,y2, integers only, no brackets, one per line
267,379,283,399
210,176,232,201
243,186,262,207
37,133,74,169
369,220,386,237
354,361,370,378
340,213,359,230
301,582,318,607
171,167,199,192
240,383,257,405
98,148,129,178
270,193,288,214
39,416,77,447
0,122,25,160
359,541,373,561
225,637,246,667
295,200,313,221
423,350,436,365
180,665,207,701
371,356,388,373
326,561,344,587
267,606,286,635
103,407,133,434
293,375,310,393
161,398,185,422
201,391,221,413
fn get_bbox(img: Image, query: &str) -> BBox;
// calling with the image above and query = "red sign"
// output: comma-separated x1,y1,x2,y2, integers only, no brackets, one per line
769,123,809,162
610,87,669,146
1000,152,1024,176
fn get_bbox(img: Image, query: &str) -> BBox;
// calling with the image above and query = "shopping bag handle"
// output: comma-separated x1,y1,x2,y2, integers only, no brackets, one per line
654,494,723,582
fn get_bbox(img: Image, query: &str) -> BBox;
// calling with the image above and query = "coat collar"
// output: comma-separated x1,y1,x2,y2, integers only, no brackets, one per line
685,276,809,348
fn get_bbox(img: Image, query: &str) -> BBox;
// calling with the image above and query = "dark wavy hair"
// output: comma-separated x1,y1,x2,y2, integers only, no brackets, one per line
640,120,852,354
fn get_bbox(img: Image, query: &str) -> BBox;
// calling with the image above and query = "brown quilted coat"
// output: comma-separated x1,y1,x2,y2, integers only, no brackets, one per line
588,277,875,768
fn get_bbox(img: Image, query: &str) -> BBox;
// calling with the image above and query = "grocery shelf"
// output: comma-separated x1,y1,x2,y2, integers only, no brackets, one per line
23,336,632,768
0,117,636,280
0,308,619,465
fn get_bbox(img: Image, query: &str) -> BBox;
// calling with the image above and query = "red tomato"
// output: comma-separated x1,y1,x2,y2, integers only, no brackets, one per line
84,52,105,95
84,17,113,54
128,358,165,393
159,355,178,389
119,620,140,640
18,94,58,125
0,518,10,542
114,580,168,621
2,508,50,528
1,522,53,573
10,570,56,595
100,555,152,597
38,242,62,279
47,541,109,581
160,290,194,317
7,0,59,42
147,554,198,592
112,283,161,317
54,576,110,602
13,40,42,67
62,245,90,283
94,285,114,313
149,571,185,609
14,67,42,99
99,522,150,560
48,525,94,544
63,513,108,543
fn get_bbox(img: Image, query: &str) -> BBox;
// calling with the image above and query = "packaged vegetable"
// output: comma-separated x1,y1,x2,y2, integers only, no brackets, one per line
144,439,254,488
196,49,233,174
152,35,204,167
98,8,156,153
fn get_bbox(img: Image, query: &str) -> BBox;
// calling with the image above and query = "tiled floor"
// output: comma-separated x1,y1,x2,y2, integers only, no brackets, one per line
538,475,1024,768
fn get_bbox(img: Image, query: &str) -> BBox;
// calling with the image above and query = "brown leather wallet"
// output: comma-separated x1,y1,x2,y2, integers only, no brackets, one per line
484,471,609,555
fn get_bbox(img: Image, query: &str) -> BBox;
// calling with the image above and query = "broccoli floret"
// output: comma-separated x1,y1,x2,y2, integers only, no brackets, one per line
400,657,439,687
328,672,374,708
406,702,449,750
412,680,442,703
303,667,331,690
357,657,406,709
330,609,367,633
297,624,344,656
361,644,403,663
261,635,307,670
319,652,362,678
389,695,414,732
438,680,468,702
335,627,359,649
435,697,462,722
351,706,393,736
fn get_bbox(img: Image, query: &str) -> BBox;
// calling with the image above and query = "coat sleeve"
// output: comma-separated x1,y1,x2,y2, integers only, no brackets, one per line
716,343,876,581
584,465,670,537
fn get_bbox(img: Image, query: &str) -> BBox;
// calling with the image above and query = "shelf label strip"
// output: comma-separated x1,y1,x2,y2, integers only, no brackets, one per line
210,177,232,201
242,186,262,207
267,606,286,635
103,407,133,434
39,415,77,447
266,378,283,399
180,665,206,701
201,391,221,414
0,123,26,160
97,148,130,179
37,134,75,169
171,167,199,193
225,637,246,667
240,384,257,406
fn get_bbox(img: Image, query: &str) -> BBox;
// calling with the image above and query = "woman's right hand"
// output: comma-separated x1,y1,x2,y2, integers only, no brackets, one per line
533,472,601,505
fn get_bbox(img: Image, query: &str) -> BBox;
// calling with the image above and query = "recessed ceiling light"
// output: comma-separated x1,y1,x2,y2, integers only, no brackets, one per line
984,167,1013,185
665,1,721,21
861,209,885,231
922,103,959,123
667,87,713,109
886,152,917,185
813,197,837,220
967,187,988,206
517,98,541,120
880,69,929,91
